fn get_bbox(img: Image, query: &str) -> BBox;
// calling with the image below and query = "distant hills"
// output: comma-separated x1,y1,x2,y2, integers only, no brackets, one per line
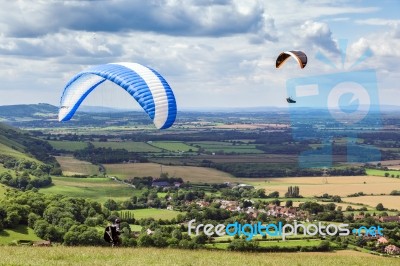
0,103,398,123
0,103,139,121
185,104,400,112
0,103,58,118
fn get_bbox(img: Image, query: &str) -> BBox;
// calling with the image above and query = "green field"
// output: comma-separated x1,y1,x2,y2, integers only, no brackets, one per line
0,134,26,151
0,247,397,266
55,156,101,176
119,208,184,220
92,141,162,153
342,195,400,210
39,176,139,203
149,141,198,152
366,168,400,177
0,225,42,245
48,140,88,151
189,141,263,154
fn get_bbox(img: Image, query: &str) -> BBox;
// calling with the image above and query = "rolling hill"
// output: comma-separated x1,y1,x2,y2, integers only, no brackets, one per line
0,103,57,119
0,122,57,165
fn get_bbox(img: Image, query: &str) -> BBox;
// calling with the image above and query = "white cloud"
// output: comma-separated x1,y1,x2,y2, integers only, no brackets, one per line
0,0,398,108
297,20,339,54
355,18,400,27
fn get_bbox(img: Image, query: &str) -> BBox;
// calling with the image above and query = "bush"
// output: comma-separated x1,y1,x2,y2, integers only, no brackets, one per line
178,239,198,249
137,234,154,247
122,237,137,247
317,240,331,251
376,203,385,211
227,239,259,251
63,225,103,246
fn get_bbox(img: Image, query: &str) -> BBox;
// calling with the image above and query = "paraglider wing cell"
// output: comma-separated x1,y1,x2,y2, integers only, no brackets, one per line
58,62,177,129
276,51,307,69
104,225,113,243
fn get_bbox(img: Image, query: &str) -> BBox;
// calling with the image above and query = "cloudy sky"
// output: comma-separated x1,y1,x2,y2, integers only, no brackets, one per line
0,0,399,109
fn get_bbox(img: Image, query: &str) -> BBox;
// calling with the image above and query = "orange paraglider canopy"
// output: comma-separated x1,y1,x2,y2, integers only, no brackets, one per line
276,51,307,69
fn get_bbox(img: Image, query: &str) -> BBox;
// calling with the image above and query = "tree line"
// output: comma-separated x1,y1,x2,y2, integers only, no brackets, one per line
73,143,148,164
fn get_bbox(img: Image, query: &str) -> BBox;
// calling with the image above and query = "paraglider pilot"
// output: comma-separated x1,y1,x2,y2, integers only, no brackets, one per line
104,218,122,247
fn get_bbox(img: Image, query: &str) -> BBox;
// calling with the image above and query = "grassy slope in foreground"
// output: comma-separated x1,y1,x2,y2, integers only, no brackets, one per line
0,247,398,266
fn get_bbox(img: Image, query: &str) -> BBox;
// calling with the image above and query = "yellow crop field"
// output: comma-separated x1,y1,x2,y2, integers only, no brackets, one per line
256,176,400,200
342,195,400,210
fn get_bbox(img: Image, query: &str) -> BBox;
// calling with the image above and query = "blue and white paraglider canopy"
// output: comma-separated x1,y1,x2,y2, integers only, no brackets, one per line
58,62,177,129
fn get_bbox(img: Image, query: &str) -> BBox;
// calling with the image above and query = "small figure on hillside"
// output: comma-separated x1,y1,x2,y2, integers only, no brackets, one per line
104,218,122,247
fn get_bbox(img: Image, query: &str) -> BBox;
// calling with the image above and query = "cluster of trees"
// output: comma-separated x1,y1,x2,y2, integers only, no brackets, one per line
73,143,148,164
0,159,55,190
220,187,278,201
0,171,51,190
255,143,309,155
315,193,342,203
347,192,366,197
327,167,366,176
103,188,207,211
390,190,400,195
125,175,183,189
0,189,109,245
299,202,336,215
285,186,301,198
132,226,208,249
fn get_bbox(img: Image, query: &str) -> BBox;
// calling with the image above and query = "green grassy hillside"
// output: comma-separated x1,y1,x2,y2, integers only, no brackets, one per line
0,122,56,165
0,247,398,266
0,123,37,162
0,142,39,162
